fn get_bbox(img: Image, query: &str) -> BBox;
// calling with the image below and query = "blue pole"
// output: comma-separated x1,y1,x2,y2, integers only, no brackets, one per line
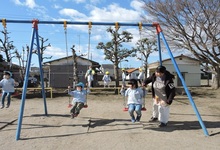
0,19,154,27
159,31,209,136
157,33,162,65
35,29,48,115
16,27,36,140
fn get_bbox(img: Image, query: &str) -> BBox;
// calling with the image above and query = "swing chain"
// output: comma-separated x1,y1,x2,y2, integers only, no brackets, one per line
2,18,6,29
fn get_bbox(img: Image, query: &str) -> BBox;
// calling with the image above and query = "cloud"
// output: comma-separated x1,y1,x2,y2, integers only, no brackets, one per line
44,46,67,58
59,8,87,20
53,4,62,9
88,3,141,22
130,0,144,11
74,0,86,3
13,0,37,9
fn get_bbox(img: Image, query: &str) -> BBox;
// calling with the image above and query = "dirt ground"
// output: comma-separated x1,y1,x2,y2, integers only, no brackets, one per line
0,87,220,150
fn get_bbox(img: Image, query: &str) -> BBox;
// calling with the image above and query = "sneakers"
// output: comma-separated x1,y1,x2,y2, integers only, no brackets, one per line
158,122,167,127
70,113,78,119
0,105,4,109
70,113,75,119
6,104,10,108
131,117,135,123
136,115,141,122
148,117,158,122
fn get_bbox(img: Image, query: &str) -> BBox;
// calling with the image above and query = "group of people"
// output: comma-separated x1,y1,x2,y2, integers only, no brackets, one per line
122,68,145,86
1,65,175,128
68,65,175,128
120,65,175,127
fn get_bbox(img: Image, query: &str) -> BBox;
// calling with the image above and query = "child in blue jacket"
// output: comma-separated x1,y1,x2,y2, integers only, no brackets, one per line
68,82,89,118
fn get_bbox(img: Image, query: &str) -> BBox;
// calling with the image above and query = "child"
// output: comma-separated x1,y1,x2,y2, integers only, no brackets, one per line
137,68,144,85
121,68,126,85
68,82,89,118
123,79,144,123
0,71,18,109
102,71,111,88
85,66,93,89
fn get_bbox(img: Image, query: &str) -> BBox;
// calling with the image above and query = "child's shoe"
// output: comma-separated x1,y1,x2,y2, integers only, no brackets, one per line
70,113,75,119
131,117,135,123
136,115,141,122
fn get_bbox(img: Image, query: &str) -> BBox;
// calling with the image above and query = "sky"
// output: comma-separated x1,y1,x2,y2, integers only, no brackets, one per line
0,0,172,68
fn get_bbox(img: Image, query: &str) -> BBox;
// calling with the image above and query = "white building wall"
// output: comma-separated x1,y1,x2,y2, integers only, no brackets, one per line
164,61,201,87
185,73,201,86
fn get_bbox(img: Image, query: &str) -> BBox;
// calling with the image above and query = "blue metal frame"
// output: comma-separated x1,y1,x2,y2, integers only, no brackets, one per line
160,31,209,136
0,19,208,140
15,21,47,140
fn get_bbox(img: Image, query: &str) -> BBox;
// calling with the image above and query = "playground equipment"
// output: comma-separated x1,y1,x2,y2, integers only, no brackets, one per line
0,19,209,140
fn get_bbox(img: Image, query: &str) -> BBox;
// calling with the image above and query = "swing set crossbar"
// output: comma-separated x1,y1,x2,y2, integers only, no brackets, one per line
1,19,154,27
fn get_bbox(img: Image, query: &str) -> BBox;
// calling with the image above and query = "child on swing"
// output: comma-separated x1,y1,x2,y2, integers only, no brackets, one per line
68,82,89,118
0,71,19,109
123,79,144,123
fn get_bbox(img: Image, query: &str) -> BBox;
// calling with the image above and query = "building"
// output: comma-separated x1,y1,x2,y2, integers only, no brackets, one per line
43,56,100,88
148,54,201,87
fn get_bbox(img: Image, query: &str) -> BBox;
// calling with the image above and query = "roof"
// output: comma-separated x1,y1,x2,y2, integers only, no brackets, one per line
126,68,139,73
43,55,100,66
149,54,200,66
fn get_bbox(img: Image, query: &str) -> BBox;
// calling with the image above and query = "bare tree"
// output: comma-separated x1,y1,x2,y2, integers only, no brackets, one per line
141,0,220,89
133,37,157,78
0,29,15,68
14,46,29,82
33,36,52,63
96,27,135,87
71,45,79,85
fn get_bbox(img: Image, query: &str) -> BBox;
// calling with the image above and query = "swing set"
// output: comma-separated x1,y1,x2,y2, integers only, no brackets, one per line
0,19,209,141
64,21,90,109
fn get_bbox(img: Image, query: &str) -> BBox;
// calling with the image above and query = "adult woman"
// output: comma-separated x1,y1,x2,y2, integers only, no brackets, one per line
143,65,175,127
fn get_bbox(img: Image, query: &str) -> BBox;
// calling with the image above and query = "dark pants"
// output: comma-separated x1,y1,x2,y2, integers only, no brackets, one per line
70,102,84,114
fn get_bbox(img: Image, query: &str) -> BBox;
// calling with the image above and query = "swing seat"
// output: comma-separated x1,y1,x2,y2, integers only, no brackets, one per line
68,104,88,108
123,107,128,111
141,107,147,111
67,104,72,108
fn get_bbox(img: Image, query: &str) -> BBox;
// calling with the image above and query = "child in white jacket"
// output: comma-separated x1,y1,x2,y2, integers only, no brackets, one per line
124,79,144,123
0,71,18,108
102,71,111,88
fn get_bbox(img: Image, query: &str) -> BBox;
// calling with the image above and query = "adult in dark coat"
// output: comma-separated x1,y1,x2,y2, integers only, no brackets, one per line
143,65,175,127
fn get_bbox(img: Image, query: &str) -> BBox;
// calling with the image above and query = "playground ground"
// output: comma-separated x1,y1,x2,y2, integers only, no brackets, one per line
0,87,220,150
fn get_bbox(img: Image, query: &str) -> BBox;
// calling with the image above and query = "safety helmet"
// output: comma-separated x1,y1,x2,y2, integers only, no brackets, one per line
106,71,109,75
